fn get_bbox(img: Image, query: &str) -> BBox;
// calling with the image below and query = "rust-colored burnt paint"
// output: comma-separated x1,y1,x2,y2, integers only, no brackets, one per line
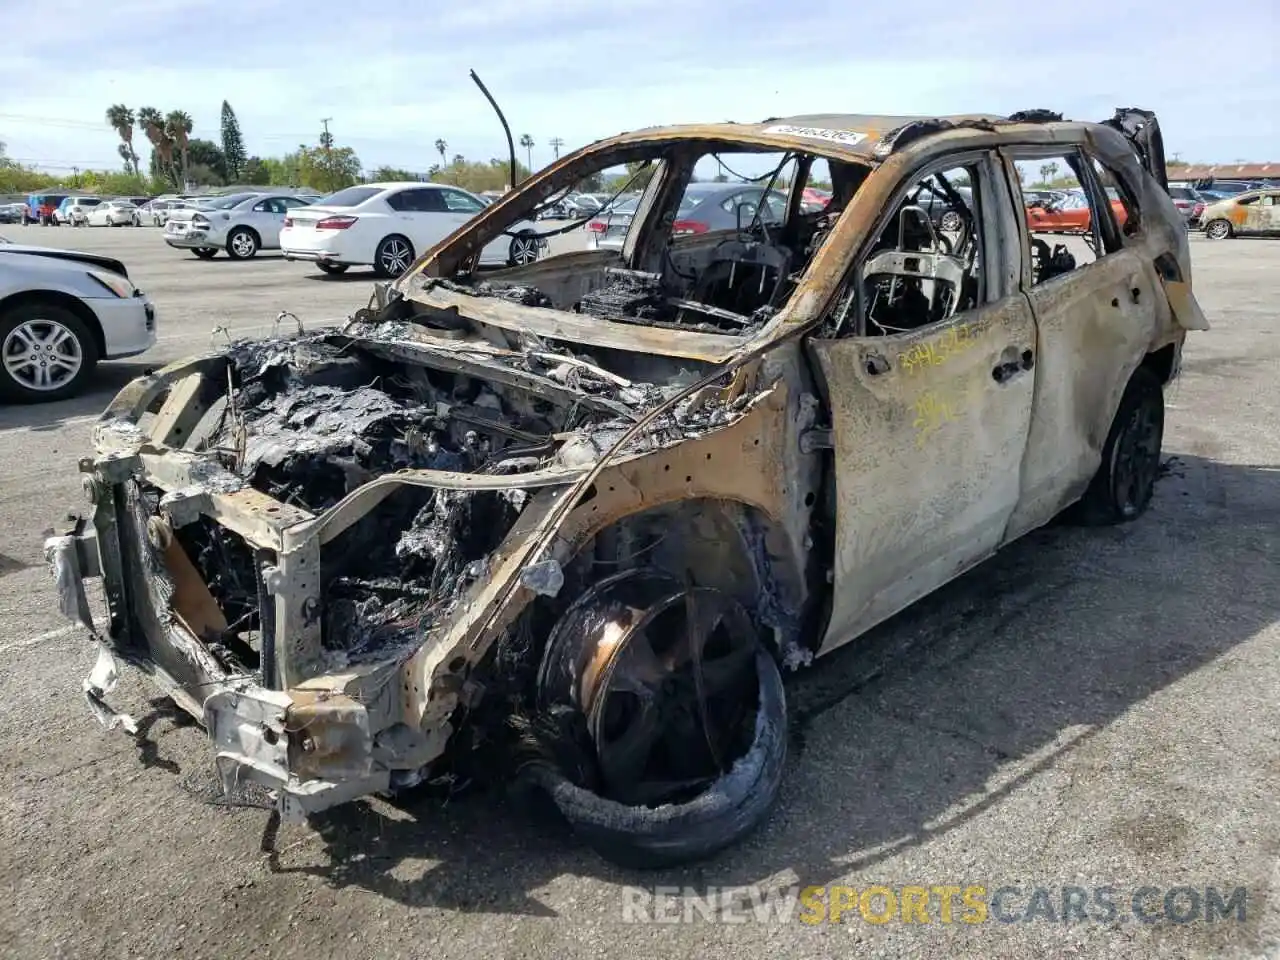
808,294,1037,653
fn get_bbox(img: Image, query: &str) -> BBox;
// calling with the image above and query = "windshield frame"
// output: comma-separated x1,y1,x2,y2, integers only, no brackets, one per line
399,133,874,285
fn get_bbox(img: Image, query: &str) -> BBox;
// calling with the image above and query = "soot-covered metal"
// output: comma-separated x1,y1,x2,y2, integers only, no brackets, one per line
179,319,735,668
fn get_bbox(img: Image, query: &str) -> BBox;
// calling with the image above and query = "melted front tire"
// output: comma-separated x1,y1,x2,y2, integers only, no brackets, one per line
523,649,786,868
522,568,788,868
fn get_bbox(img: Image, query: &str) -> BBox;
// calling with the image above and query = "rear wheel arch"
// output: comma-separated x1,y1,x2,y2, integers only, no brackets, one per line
1141,342,1179,385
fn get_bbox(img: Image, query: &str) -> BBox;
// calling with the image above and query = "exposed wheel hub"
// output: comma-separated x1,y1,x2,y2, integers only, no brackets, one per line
539,568,760,807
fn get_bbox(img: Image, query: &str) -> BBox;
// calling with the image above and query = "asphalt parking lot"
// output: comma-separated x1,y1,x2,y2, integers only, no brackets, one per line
0,224,1277,960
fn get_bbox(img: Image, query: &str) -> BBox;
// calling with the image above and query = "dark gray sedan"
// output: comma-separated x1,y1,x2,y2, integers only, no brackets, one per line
587,182,788,250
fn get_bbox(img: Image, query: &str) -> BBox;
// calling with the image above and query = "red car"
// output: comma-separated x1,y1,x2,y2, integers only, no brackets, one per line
800,186,832,211
25,192,69,226
1026,190,1129,234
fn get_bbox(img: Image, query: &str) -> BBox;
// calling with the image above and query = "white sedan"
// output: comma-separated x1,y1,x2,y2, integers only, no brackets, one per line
0,243,157,402
86,201,140,227
164,192,317,260
279,182,545,277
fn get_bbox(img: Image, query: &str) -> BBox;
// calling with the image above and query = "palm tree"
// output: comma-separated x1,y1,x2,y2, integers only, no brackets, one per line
435,139,447,165
165,110,193,186
519,134,534,172
105,104,139,175
137,107,175,184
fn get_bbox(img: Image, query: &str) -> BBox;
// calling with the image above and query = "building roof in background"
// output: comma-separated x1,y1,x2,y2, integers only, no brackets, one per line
1170,162,1280,180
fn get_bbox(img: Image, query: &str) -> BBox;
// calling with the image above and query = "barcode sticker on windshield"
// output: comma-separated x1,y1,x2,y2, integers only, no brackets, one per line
763,125,868,146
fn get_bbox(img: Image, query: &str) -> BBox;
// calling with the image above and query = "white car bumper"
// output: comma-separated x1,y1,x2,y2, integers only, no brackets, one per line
280,227,367,266
89,294,157,358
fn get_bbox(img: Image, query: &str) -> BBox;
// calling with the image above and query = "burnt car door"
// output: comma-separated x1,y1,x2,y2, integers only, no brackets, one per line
999,141,1168,539
808,152,1037,653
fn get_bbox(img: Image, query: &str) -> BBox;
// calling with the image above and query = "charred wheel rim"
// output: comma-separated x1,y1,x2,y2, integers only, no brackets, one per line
509,233,540,265
2,318,83,391
378,237,413,275
540,569,762,807
1110,392,1162,518
940,210,963,232
229,229,258,257
1205,219,1231,240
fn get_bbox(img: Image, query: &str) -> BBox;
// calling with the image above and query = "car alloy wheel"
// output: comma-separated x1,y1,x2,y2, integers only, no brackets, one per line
2,316,84,393
227,228,259,259
509,232,541,266
376,237,414,277
940,210,963,232
1204,219,1231,240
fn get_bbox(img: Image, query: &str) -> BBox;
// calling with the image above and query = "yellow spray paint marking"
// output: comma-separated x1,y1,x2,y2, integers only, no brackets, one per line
897,323,978,375
912,388,966,447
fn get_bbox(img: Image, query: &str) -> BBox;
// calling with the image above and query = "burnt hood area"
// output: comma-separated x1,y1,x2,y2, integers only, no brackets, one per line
165,321,743,672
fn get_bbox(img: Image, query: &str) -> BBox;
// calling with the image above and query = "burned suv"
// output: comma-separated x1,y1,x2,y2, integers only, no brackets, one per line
47,108,1207,867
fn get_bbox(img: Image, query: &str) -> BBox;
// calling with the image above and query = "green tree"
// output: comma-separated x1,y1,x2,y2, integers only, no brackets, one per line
165,110,194,185
434,139,447,165
137,107,176,186
240,156,270,184
371,165,418,181
220,101,246,181
288,143,362,191
618,160,655,192
105,104,140,174
184,138,227,185
519,134,534,172
0,142,57,193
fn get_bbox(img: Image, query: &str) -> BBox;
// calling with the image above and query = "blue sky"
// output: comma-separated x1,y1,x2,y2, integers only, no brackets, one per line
1,0,1276,175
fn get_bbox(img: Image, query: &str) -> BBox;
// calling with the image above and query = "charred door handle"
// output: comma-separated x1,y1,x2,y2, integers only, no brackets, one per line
992,349,1034,384
992,361,1020,383
864,352,891,376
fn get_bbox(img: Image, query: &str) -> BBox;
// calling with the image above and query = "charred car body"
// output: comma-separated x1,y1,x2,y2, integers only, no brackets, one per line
47,108,1207,867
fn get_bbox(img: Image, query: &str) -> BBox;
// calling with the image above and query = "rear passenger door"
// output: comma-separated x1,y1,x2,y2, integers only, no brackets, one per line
1261,193,1280,235
1000,145,1164,539
386,188,454,253
437,188,507,260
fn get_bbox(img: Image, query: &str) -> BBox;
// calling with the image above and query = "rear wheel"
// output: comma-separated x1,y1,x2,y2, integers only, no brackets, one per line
1068,366,1164,525
1204,219,1232,240
508,231,541,266
0,303,99,403
523,567,787,868
192,247,218,259
317,263,349,275
225,227,259,259
373,235,414,278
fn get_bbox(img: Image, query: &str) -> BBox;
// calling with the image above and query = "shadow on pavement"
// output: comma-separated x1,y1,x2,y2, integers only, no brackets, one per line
301,270,380,283
137,454,1280,917
0,360,154,430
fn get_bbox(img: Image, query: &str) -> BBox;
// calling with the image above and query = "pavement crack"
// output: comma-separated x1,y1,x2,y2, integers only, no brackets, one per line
866,701,1012,761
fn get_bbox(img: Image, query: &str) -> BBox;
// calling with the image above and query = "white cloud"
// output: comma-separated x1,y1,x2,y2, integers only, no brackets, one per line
1,0,1275,173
